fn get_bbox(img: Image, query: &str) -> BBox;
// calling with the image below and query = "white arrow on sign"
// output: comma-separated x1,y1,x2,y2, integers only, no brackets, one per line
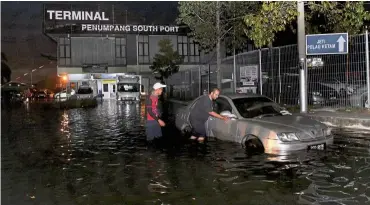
337,36,346,52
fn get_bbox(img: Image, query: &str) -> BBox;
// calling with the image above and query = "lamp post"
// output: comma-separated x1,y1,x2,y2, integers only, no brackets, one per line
31,69,36,86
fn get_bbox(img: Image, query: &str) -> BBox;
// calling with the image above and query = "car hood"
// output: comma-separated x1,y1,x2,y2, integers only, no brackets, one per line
241,114,325,133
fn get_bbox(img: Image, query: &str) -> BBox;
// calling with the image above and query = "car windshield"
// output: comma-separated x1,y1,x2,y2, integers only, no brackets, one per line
118,83,139,92
77,87,93,94
232,97,282,118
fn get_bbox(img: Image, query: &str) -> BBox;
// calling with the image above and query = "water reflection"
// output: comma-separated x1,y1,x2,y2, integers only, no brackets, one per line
2,101,370,205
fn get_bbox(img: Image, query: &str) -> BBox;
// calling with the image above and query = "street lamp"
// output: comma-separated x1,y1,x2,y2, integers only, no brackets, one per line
31,68,37,86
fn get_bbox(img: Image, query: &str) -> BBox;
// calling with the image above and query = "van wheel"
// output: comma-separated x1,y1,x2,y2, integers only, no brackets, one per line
242,135,264,154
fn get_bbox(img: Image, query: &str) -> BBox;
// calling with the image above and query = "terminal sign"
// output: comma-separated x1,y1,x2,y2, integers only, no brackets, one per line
44,8,180,34
306,33,348,55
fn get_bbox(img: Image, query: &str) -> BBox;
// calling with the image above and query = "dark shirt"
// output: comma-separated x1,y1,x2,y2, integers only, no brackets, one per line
190,95,213,124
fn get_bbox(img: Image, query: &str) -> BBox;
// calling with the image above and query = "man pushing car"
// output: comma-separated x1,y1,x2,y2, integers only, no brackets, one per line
189,88,229,143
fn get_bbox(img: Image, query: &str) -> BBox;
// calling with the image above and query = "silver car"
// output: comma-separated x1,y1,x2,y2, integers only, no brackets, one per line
349,85,369,108
175,94,333,155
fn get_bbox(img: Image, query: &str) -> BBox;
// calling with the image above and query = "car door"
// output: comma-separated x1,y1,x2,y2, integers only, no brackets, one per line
208,97,237,141
177,96,202,128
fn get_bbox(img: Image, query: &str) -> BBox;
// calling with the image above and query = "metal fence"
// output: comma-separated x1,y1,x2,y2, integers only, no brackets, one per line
167,33,370,110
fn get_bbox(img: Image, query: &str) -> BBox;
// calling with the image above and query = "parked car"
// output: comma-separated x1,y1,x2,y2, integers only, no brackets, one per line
175,94,333,155
308,83,339,106
35,90,47,99
264,77,338,106
349,85,369,108
319,78,361,96
70,86,94,100
54,89,76,99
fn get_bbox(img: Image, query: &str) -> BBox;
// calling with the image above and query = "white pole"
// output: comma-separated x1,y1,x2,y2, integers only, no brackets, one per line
365,28,370,108
259,49,262,95
298,0,307,113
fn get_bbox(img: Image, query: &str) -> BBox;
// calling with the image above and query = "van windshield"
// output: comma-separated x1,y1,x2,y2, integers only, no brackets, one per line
118,83,139,92
77,87,93,94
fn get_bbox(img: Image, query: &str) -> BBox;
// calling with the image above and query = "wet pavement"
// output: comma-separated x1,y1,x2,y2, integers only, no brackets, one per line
2,100,370,205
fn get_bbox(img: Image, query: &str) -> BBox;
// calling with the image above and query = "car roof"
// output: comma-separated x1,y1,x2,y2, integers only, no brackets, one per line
220,93,270,100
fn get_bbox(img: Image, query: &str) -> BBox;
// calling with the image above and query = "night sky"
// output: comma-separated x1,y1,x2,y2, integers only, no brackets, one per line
1,1,178,83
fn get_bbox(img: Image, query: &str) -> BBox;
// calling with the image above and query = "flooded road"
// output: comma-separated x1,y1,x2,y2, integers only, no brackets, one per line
2,100,370,205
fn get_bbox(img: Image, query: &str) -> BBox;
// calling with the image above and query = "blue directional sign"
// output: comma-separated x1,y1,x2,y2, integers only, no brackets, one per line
306,33,348,55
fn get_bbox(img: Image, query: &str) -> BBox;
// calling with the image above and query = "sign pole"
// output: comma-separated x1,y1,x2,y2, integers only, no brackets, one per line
365,27,370,108
298,0,307,113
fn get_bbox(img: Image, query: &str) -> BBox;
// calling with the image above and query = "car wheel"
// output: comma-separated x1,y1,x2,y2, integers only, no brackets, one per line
182,125,192,136
339,89,346,97
242,135,264,154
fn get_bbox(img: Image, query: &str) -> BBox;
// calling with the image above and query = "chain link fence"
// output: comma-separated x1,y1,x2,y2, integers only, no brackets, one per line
167,33,370,110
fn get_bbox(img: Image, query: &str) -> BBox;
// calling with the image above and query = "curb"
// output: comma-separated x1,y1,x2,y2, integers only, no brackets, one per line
305,114,370,132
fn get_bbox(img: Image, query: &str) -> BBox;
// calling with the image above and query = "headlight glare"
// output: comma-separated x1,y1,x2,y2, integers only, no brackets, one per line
325,127,332,136
277,132,299,142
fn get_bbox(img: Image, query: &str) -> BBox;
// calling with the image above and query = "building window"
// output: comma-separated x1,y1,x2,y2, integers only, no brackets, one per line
177,36,200,63
58,38,71,66
177,36,188,63
189,40,200,63
138,35,149,64
103,84,108,92
115,37,127,65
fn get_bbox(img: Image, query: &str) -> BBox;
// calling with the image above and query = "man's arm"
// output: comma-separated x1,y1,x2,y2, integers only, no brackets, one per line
204,97,227,121
209,111,227,120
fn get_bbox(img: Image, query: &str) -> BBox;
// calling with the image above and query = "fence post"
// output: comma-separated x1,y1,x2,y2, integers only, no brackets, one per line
233,48,237,93
199,66,201,97
366,28,370,108
208,64,210,92
278,47,281,104
259,49,263,95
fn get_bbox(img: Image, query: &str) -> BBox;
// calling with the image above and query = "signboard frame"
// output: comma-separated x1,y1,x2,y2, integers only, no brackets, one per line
306,33,349,55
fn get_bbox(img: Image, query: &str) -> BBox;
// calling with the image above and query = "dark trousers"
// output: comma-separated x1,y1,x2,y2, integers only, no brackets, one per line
190,120,207,137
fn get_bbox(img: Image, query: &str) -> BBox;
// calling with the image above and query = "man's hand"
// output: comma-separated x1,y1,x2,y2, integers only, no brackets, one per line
222,116,230,122
158,119,166,127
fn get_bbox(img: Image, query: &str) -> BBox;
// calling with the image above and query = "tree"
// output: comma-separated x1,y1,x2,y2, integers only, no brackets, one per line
1,52,12,84
149,39,183,83
177,1,258,53
244,1,370,48
177,1,258,88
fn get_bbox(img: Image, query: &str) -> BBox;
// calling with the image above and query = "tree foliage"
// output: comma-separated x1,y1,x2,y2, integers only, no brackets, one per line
244,2,297,48
149,39,183,82
1,52,12,84
177,1,258,53
244,1,370,48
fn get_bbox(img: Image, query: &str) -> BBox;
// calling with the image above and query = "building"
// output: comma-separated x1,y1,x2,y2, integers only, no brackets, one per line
43,3,216,99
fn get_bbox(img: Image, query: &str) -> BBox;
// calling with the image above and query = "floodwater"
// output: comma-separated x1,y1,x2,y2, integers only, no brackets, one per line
2,100,370,205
